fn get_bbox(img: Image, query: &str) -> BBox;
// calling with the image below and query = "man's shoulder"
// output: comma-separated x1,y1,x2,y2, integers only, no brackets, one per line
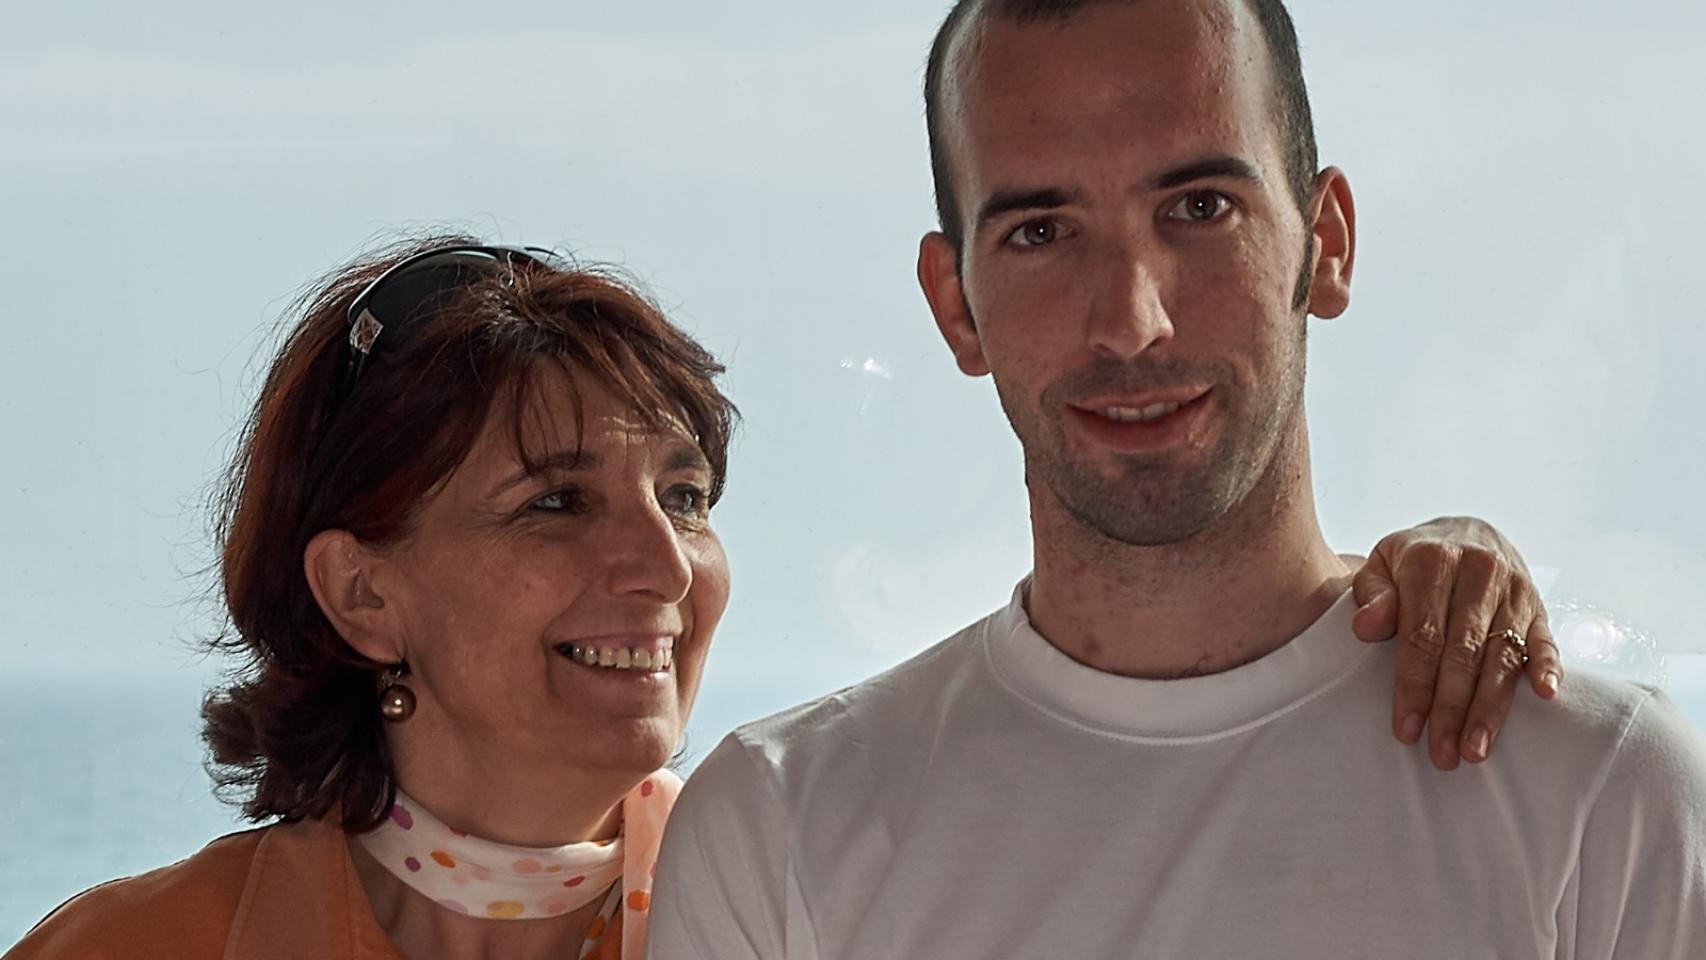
1562,669,1706,795
6,826,269,959
1517,664,1672,750
679,610,1001,810
734,611,995,758
1491,660,1706,802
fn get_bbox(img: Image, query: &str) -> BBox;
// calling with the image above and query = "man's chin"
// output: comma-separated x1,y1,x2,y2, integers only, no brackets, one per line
1050,478,1231,548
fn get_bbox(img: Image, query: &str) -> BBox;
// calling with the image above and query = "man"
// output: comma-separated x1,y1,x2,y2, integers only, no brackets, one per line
647,1,1706,956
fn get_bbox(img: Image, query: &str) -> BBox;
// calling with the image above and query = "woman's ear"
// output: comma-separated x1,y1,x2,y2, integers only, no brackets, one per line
303,529,400,664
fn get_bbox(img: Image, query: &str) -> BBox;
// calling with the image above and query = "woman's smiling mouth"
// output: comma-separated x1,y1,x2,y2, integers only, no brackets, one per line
555,639,676,672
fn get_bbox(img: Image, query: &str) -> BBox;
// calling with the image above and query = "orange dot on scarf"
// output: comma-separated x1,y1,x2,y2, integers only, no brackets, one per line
626,890,651,912
430,851,457,868
586,917,608,940
486,901,525,919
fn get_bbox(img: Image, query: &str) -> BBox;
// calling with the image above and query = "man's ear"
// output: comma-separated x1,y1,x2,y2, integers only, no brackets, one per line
1304,166,1356,320
303,529,401,665
918,232,990,377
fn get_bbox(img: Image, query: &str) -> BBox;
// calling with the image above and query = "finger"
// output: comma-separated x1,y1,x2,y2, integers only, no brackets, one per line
1424,547,1504,770
1516,585,1564,699
1390,543,1457,748
1458,604,1531,764
1351,548,1399,642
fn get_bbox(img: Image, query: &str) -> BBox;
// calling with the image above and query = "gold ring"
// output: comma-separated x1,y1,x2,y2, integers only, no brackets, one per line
1490,627,1527,659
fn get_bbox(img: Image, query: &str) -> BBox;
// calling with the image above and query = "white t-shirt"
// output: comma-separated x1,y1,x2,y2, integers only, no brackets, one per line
649,584,1706,959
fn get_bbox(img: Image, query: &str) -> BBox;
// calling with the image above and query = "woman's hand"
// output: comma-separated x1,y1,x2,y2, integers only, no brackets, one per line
1348,516,1563,771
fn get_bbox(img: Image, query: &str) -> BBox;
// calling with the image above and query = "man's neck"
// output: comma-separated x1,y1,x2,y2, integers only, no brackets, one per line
1025,438,1351,680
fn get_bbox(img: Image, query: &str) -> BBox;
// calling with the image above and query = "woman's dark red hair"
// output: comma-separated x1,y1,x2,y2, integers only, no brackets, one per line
202,236,736,831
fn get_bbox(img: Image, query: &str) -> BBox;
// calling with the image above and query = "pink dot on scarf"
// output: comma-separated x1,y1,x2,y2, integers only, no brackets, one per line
512,858,542,874
641,779,654,797
564,875,586,887
389,806,414,830
541,900,572,915
404,857,421,872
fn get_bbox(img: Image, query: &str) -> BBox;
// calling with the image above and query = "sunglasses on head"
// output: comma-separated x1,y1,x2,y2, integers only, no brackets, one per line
344,244,563,380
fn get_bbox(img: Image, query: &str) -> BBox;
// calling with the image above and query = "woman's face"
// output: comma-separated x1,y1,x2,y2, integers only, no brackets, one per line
371,363,730,784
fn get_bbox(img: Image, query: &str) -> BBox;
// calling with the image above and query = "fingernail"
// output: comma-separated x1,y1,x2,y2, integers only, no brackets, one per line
1441,738,1460,768
1400,713,1424,743
1542,671,1561,697
1467,728,1490,761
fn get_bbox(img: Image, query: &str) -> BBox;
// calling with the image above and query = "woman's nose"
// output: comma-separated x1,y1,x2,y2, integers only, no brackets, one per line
603,500,694,604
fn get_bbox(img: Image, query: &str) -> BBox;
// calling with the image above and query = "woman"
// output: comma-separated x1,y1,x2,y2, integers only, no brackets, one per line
5,239,1558,960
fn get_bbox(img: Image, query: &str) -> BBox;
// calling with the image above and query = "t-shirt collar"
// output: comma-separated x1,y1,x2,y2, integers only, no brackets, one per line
983,577,1374,741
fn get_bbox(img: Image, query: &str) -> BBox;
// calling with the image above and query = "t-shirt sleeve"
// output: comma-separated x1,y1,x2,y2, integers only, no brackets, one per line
647,731,802,960
1569,689,1706,959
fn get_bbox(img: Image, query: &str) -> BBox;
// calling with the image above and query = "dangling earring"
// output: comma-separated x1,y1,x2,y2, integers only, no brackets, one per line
378,663,416,722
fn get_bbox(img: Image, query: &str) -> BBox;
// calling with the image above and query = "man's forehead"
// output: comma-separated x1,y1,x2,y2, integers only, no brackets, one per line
942,0,1273,172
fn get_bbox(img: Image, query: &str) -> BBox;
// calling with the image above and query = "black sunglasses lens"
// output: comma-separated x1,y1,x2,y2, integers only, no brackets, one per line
363,250,503,330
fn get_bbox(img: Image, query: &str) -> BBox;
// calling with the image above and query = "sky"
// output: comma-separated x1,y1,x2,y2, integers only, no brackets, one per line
3,0,1705,757
4,0,1706,939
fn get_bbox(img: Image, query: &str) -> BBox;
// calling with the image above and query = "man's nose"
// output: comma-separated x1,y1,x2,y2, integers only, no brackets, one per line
1086,246,1175,359
604,500,694,604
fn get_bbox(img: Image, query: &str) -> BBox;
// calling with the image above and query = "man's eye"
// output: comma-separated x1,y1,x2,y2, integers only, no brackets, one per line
1166,190,1234,223
1004,219,1062,247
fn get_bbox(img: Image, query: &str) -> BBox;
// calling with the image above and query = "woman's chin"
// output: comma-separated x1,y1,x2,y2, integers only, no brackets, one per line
534,716,681,779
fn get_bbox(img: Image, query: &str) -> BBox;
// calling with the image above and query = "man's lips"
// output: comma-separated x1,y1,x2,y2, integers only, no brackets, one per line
1065,389,1212,452
1069,387,1211,420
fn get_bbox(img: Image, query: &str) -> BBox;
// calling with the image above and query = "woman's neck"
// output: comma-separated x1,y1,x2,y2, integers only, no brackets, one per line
386,728,633,847
348,835,607,960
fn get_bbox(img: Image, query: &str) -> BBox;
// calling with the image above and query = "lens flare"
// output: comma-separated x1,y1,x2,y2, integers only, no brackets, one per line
1547,600,1666,686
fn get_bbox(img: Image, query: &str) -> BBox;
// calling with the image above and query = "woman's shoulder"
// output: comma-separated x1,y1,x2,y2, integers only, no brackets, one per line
5,826,272,959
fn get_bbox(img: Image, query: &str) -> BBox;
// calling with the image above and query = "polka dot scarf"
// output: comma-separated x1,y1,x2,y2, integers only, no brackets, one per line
355,770,681,960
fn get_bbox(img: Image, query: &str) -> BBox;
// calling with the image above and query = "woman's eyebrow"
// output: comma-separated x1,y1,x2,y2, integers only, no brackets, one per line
490,449,599,496
664,444,712,474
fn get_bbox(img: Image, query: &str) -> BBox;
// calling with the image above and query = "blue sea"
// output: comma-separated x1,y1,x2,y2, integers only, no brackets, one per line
0,668,807,945
6,662,1706,946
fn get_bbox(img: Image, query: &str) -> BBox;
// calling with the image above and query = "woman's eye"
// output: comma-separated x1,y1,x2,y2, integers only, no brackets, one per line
1166,190,1234,223
662,484,712,518
1004,219,1064,248
530,488,587,513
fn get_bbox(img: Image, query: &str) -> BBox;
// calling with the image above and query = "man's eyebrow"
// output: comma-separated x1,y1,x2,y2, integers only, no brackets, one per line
490,448,599,496
1151,155,1264,191
973,186,1081,231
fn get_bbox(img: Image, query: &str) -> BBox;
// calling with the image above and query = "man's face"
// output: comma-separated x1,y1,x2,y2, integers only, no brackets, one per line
921,0,1352,546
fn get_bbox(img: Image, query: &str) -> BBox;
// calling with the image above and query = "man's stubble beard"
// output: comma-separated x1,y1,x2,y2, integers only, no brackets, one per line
984,249,1316,549
1026,326,1307,547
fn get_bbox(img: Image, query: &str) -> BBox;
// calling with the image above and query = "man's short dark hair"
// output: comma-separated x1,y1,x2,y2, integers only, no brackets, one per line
924,0,1319,252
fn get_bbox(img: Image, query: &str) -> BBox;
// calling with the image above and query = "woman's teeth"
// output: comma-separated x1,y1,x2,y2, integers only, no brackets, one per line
558,644,674,672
